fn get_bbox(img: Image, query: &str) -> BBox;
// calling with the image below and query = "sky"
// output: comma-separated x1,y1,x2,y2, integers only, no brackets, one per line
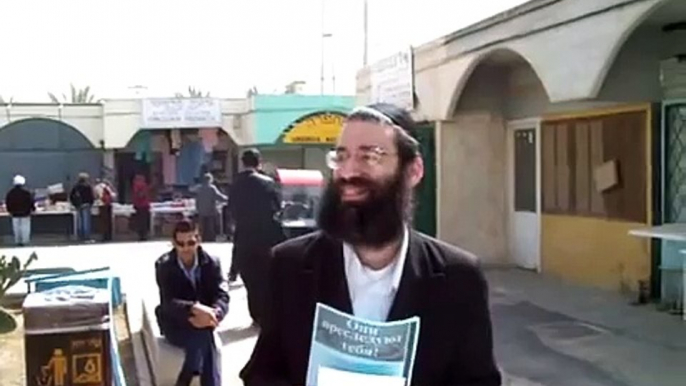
0,0,529,101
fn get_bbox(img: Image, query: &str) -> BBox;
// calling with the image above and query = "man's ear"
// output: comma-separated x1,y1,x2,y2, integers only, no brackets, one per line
408,155,424,189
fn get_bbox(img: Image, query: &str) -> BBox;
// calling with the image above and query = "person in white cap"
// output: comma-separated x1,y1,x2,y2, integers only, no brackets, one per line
4,175,35,246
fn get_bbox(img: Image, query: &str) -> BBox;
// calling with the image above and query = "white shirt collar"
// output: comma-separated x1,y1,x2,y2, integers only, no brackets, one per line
342,226,410,292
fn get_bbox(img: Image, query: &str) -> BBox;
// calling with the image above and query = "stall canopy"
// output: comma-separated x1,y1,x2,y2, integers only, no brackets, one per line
276,169,324,186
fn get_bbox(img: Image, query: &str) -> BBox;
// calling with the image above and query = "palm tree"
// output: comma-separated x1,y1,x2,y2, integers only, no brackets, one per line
246,86,258,97
175,86,210,98
0,95,13,104
48,84,97,103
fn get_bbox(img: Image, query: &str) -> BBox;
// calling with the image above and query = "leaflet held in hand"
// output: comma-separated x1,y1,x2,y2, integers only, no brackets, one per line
305,303,420,386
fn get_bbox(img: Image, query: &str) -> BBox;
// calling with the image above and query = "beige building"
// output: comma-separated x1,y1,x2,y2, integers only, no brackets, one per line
0,98,250,197
357,0,686,294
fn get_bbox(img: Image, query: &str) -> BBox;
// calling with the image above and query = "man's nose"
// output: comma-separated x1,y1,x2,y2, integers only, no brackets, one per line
336,157,363,180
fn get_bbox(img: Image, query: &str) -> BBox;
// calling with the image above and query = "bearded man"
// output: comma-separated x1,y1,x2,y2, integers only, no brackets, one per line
239,103,501,386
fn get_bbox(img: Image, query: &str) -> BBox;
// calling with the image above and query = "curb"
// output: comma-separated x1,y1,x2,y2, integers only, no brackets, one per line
124,292,155,386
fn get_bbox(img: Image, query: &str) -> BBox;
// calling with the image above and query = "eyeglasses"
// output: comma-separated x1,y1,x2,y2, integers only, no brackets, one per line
326,146,396,170
175,240,197,248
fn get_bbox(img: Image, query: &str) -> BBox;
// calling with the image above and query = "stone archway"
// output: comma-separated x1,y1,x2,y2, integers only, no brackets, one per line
115,128,239,203
595,0,686,103
437,48,549,266
596,0,686,299
0,118,101,194
593,0,686,101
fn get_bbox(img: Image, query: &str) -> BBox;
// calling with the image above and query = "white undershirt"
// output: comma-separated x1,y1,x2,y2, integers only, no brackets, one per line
343,227,409,322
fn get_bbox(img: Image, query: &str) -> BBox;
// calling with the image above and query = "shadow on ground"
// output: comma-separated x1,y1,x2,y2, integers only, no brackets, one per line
492,300,629,386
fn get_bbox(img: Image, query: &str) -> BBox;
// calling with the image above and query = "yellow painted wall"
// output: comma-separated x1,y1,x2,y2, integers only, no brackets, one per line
541,215,651,293
541,105,652,294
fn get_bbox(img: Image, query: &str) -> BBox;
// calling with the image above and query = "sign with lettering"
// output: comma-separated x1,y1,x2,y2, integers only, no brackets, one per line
370,48,415,111
141,98,222,129
279,111,347,145
305,303,420,386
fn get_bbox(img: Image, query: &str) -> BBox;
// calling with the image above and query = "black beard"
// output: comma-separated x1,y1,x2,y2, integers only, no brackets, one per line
316,169,412,248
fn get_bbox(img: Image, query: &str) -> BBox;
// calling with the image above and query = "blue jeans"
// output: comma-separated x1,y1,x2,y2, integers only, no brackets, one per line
165,327,221,386
12,217,31,245
77,205,92,240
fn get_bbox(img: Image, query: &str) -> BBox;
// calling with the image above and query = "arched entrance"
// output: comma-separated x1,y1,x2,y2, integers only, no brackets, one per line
0,118,101,194
441,48,549,268
596,0,686,301
116,128,238,203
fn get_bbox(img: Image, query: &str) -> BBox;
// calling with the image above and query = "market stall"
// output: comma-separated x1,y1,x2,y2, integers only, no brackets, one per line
1,193,227,244
0,184,77,242
111,199,226,239
276,168,324,239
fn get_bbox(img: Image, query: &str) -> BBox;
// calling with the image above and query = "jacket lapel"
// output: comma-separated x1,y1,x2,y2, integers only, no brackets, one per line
301,233,353,314
387,231,446,321
302,231,447,321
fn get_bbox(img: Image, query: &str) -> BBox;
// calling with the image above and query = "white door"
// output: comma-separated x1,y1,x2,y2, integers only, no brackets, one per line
508,123,540,271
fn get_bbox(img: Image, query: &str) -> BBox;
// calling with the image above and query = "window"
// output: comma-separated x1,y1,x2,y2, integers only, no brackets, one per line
542,110,647,223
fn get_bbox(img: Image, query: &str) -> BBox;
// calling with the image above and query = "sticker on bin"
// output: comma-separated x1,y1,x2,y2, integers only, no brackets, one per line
28,331,109,386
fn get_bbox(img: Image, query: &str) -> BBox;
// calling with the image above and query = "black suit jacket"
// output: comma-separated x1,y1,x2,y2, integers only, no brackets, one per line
228,170,284,243
240,231,501,386
155,247,230,333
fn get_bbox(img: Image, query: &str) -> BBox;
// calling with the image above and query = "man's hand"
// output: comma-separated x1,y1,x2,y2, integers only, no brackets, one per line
189,303,218,328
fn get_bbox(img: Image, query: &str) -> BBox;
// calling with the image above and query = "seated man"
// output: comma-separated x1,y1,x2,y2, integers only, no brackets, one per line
155,219,230,386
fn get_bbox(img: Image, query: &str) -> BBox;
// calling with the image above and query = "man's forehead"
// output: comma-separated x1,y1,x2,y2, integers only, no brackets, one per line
175,231,197,239
338,120,395,147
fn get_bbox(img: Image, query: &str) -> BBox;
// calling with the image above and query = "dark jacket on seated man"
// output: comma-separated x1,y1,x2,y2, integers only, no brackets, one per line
155,247,230,332
155,246,230,386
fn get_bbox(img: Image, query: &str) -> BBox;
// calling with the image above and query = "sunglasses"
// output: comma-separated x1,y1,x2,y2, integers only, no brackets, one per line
175,240,197,248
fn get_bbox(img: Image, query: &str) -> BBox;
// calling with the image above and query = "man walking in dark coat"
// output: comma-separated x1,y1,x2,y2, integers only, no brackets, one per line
5,175,35,246
69,173,95,242
228,149,284,326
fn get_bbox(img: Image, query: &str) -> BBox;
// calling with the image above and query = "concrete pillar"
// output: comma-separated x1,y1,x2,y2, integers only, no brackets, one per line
436,113,508,265
102,150,115,181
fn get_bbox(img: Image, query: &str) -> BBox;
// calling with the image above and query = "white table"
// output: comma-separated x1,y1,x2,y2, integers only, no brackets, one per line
629,223,686,242
1,209,79,238
629,224,686,320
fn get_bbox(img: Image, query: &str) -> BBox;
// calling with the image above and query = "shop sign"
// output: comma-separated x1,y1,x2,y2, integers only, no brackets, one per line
141,98,222,129
370,47,415,111
280,111,346,144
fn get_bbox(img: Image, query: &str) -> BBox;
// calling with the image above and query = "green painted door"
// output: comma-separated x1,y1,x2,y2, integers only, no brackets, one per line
413,123,437,237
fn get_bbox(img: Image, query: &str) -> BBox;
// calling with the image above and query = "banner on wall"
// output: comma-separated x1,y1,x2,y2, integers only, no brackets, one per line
370,48,415,111
141,98,222,129
278,111,347,145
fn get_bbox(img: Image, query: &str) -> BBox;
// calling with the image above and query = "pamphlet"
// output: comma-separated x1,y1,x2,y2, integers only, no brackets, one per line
305,303,420,386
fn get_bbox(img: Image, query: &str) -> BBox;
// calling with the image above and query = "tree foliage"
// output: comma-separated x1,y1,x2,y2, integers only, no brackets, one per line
48,84,97,103
175,86,210,98
0,252,38,300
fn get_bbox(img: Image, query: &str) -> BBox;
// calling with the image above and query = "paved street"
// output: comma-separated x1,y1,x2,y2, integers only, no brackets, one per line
4,243,686,385
488,270,686,386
